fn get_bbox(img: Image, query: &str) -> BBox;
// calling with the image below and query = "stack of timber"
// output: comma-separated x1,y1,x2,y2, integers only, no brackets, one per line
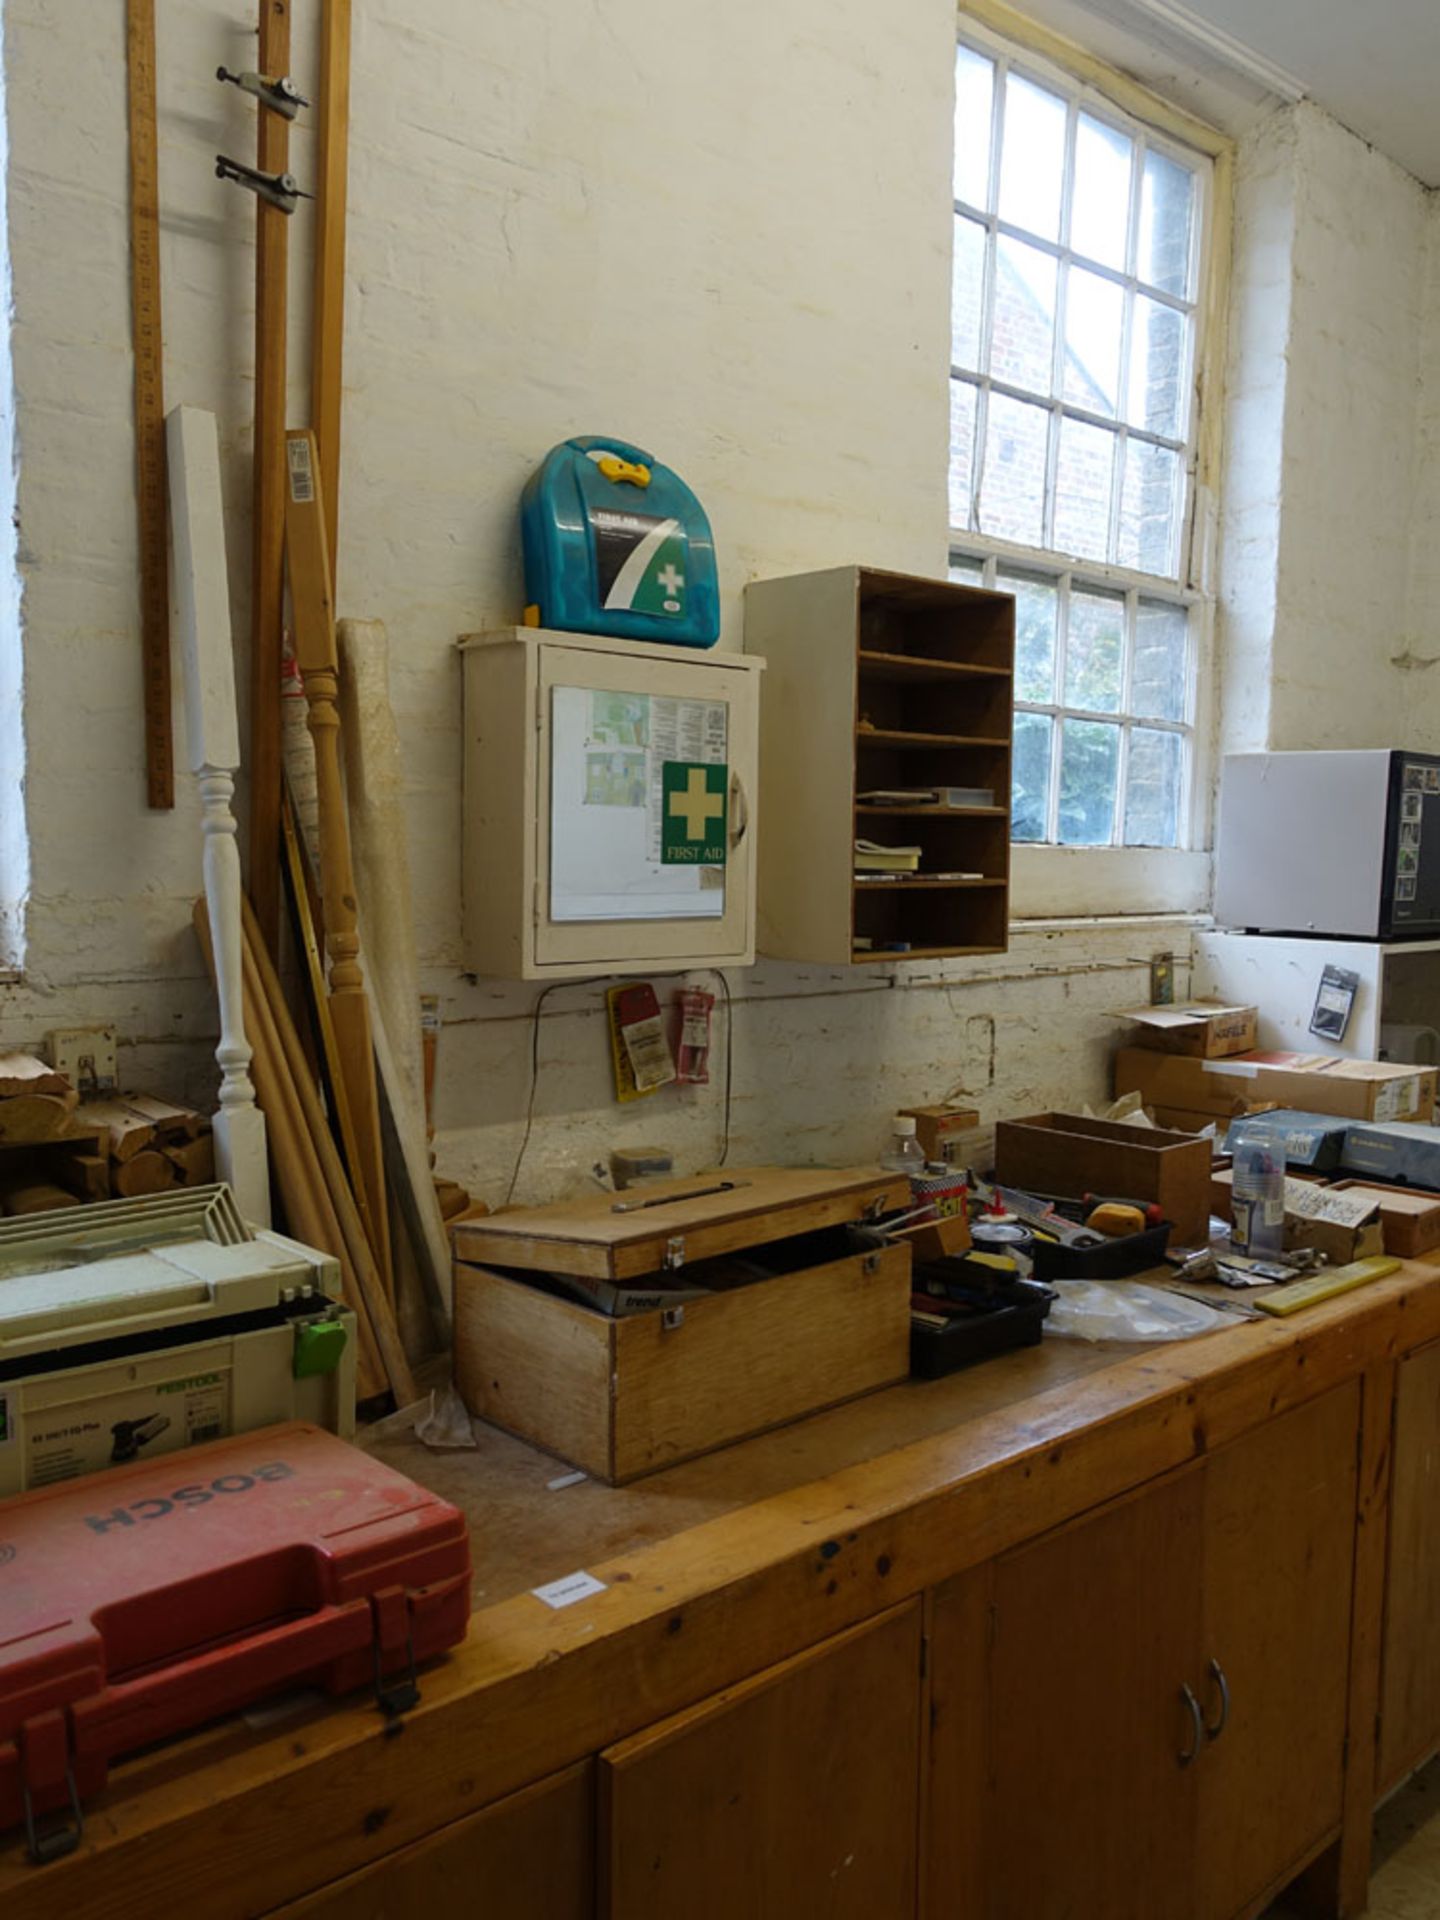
74,1093,215,1198
0,1053,111,1214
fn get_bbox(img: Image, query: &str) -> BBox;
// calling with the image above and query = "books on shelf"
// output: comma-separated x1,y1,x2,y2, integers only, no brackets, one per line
854,839,921,873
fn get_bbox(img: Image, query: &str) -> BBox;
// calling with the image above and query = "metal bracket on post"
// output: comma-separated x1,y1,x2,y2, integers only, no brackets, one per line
216,65,309,118
215,155,312,215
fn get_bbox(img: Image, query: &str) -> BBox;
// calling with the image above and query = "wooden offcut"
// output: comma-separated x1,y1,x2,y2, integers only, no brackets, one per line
125,0,172,808
0,1091,80,1145
284,432,393,1307
311,0,352,594
247,0,292,951
241,898,416,1408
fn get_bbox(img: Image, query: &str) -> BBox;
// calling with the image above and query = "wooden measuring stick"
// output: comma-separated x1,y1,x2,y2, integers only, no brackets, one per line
284,430,394,1308
194,898,386,1400
312,0,352,596
247,0,292,954
125,0,173,809
166,406,271,1227
242,899,415,1406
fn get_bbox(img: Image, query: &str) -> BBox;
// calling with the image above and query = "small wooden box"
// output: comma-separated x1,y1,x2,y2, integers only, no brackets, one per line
994,1112,1213,1245
453,1167,911,1483
1331,1180,1440,1258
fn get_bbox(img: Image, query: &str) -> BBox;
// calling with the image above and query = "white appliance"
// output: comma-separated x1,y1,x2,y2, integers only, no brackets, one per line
0,1186,355,1496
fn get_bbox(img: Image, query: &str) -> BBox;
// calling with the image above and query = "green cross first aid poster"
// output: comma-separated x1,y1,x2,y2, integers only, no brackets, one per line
661,761,728,865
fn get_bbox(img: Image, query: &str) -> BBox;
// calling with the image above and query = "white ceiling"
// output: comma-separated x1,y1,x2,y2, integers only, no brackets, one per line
1018,0,1440,187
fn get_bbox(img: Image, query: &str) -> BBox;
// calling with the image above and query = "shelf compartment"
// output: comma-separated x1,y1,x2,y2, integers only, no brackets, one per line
855,804,1007,819
857,571,1015,674
853,876,1006,890
857,650,1012,684
853,879,1008,955
855,728,1007,750
857,668,1012,743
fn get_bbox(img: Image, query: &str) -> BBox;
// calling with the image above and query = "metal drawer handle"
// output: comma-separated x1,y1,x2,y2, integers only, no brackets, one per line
1178,1683,1203,1767
1204,1658,1230,1741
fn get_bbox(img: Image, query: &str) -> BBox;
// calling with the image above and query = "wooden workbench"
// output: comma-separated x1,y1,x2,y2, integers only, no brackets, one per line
4,1261,1440,1919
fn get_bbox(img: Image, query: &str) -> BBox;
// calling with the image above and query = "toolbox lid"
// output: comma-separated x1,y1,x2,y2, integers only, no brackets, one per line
452,1165,910,1281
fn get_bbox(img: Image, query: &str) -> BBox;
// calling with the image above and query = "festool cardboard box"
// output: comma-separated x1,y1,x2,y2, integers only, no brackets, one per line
1115,1050,1437,1127
1111,1001,1258,1059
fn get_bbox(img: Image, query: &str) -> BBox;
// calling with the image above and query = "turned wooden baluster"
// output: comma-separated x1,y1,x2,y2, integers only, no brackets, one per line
166,405,271,1225
283,428,393,1298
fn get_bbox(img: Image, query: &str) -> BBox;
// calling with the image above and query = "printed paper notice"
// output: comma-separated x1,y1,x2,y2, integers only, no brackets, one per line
532,1570,607,1610
549,684,728,923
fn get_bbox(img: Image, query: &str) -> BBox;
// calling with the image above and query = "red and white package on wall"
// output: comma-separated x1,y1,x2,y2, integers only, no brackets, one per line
674,987,715,1085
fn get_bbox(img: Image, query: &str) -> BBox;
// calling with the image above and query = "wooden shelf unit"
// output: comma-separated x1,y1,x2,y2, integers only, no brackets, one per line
745,566,1014,964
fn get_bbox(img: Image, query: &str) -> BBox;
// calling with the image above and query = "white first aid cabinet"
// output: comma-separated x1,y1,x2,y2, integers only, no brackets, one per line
459,628,763,979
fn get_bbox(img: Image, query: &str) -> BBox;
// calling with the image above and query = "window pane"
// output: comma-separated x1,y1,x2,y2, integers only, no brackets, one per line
1127,297,1187,438
1125,727,1183,846
1139,148,1196,297
997,570,1057,703
952,215,987,371
949,554,985,584
1064,588,1124,712
1063,266,1123,416
1052,418,1115,565
978,391,1048,547
998,72,1066,241
1012,711,1053,842
991,234,1057,392
1059,718,1119,844
1117,440,1182,575
954,44,995,207
1132,600,1188,721
1071,113,1131,271
948,381,978,530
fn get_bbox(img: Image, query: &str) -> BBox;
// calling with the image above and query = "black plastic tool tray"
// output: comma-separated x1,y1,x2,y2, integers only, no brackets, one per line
910,1269,1055,1379
1029,1219,1171,1281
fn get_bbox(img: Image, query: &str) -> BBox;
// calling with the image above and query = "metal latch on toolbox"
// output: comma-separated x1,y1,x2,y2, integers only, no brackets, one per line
17,1710,84,1865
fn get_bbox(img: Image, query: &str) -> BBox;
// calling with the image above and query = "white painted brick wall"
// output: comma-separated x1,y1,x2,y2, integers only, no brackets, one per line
0,0,1218,1203
1220,102,1438,758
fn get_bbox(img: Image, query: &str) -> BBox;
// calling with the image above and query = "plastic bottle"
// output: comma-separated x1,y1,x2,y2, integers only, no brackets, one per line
1230,1122,1286,1256
881,1114,927,1176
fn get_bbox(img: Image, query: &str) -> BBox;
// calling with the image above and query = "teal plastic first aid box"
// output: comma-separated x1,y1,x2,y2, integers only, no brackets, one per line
520,436,720,648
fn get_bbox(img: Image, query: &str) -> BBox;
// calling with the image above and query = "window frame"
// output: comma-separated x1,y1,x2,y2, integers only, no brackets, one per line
953,0,1234,901
952,33,1210,581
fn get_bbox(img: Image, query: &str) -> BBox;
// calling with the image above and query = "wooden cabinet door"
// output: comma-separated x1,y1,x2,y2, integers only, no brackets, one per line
269,1761,593,1919
929,1471,1204,1920
600,1602,923,1920
1380,1341,1440,1795
1196,1382,1360,1920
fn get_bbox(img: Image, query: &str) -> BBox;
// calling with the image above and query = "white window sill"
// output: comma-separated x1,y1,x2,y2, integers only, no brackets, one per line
1009,844,1212,920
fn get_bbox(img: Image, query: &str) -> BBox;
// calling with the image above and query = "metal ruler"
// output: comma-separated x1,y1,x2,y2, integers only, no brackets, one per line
126,0,173,809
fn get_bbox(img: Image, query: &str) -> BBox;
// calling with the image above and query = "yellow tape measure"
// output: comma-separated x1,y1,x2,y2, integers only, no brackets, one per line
127,0,173,809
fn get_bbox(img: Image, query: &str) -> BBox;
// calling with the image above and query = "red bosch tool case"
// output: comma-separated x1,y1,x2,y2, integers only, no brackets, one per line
0,1421,471,1862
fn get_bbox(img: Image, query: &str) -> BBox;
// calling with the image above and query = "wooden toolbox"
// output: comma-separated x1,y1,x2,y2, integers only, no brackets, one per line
452,1166,911,1483
994,1111,1213,1245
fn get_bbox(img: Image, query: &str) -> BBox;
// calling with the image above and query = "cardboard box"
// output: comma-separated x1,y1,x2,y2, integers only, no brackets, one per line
899,1103,982,1163
1112,1001,1258,1059
1330,1180,1440,1258
1210,1172,1383,1262
1116,1050,1437,1127
1339,1122,1440,1193
994,1111,1212,1245
1281,1181,1385,1266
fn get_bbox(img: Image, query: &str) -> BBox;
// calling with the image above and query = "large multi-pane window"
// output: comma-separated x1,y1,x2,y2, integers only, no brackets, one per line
949,27,1212,851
